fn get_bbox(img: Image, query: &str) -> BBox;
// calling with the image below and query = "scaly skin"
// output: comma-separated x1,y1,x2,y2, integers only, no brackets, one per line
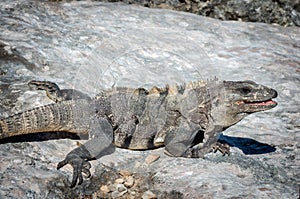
0,79,278,187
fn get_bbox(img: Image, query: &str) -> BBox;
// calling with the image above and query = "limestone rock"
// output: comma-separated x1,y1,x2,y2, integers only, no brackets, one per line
142,190,157,199
100,185,111,193
0,0,299,198
124,176,135,188
144,154,160,164
119,169,133,177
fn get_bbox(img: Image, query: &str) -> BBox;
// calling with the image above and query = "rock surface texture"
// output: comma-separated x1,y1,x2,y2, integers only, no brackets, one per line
0,1,299,198
98,0,300,27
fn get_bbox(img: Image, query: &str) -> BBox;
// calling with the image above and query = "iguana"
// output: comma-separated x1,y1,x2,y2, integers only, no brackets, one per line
0,79,277,187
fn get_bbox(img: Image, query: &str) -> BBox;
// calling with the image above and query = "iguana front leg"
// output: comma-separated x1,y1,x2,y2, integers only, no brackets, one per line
57,118,115,188
164,119,205,158
164,119,226,158
28,80,91,102
187,126,230,157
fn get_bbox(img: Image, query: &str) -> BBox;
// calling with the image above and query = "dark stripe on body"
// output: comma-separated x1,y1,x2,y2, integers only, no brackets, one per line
146,134,156,149
120,133,133,149
0,124,3,138
177,84,186,95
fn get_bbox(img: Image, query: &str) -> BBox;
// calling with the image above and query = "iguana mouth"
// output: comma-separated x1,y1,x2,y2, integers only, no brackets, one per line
235,87,278,109
236,99,277,111
245,99,277,107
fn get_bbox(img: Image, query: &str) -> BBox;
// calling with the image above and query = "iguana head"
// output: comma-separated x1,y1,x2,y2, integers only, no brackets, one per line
215,80,278,128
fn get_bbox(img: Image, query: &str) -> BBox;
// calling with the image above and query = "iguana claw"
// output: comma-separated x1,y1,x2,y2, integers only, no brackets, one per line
212,142,230,156
57,154,84,188
57,147,93,188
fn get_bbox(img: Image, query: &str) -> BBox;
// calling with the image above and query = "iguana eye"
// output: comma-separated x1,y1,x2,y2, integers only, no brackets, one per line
239,87,251,95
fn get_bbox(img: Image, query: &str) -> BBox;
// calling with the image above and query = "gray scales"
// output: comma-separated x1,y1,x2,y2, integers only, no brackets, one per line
0,79,278,187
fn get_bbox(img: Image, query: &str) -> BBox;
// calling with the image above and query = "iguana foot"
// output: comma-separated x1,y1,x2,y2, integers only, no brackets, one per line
57,147,94,188
212,142,230,156
164,143,205,158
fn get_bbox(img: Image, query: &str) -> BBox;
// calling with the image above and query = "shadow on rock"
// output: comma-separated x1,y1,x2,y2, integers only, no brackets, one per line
218,134,276,155
0,132,85,144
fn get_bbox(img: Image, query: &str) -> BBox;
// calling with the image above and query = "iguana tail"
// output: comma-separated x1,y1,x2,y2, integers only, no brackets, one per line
0,100,91,139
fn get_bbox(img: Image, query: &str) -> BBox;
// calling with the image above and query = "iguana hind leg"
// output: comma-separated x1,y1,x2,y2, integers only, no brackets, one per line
29,80,91,102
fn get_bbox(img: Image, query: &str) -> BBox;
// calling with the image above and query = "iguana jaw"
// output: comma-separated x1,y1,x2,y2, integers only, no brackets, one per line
236,98,277,112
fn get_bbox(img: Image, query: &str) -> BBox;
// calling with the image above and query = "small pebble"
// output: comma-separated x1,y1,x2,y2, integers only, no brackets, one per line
117,183,127,192
124,176,135,188
129,190,136,196
142,190,157,199
115,178,125,184
100,185,110,193
111,184,128,198
109,184,117,192
145,154,160,164
119,169,133,177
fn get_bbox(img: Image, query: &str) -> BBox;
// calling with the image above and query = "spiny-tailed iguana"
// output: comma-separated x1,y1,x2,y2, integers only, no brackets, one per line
0,79,277,187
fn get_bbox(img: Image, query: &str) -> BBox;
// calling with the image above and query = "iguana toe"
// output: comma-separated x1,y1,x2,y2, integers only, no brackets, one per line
82,162,92,178
57,153,90,188
212,142,230,156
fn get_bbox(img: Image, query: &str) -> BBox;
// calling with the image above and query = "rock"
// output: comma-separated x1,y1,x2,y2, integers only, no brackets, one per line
119,169,133,177
0,0,299,199
144,154,160,164
115,178,125,184
129,190,137,196
100,0,300,26
111,184,128,198
142,190,157,199
100,185,111,193
116,183,127,192
124,176,135,188
109,184,117,192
